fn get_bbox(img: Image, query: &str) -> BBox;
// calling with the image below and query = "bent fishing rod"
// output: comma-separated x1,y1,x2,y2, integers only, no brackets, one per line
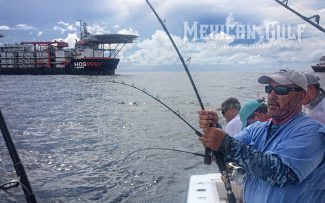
145,1,236,203
0,109,37,203
145,0,210,164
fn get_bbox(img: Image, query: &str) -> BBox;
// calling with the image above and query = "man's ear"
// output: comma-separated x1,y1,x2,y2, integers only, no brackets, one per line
253,112,259,119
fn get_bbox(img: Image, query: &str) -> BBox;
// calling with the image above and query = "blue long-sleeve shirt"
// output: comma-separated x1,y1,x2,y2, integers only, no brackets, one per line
220,112,325,203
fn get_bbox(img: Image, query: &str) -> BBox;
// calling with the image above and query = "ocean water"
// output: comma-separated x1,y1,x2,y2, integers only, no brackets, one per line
0,70,324,203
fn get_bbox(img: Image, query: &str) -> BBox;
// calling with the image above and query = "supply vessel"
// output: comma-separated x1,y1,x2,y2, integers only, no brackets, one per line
311,55,325,72
0,22,137,75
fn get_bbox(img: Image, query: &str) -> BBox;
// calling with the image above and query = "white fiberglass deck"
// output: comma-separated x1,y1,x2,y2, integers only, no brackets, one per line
186,173,242,203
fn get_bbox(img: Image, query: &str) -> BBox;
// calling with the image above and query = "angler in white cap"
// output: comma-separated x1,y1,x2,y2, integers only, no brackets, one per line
302,72,325,124
198,69,325,203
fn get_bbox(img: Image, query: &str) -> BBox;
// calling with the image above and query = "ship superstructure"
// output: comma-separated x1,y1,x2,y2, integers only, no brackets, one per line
0,22,137,75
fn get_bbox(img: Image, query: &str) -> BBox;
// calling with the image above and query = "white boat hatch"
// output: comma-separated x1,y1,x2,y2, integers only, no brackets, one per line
186,173,243,203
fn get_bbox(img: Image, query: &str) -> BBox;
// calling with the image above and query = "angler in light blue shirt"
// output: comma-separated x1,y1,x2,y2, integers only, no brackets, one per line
199,69,325,203
233,112,325,202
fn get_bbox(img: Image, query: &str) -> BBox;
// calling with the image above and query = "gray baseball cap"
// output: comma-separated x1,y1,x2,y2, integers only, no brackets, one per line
258,69,308,91
304,73,319,85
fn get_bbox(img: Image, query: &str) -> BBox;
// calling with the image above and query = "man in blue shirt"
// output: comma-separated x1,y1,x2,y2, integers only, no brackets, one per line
302,72,325,124
199,69,325,203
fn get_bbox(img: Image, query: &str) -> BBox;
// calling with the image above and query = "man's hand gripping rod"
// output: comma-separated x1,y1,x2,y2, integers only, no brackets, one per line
145,1,236,202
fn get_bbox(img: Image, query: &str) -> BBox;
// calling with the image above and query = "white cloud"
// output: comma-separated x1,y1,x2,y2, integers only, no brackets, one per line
86,23,110,34
56,21,111,35
37,31,43,36
117,28,139,36
53,21,77,34
122,23,325,68
57,22,70,27
53,26,67,34
53,32,79,47
225,12,240,26
64,33,79,47
0,25,11,30
123,30,179,65
16,24,34,30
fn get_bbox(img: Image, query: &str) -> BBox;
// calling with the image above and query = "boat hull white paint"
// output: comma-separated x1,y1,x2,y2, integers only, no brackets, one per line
186,173,243,203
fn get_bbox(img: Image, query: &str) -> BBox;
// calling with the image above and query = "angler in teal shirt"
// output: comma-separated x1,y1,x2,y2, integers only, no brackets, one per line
199,69,325,203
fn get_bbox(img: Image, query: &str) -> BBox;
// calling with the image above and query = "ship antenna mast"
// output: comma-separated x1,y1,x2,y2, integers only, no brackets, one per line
275,0,325,34
78,20,89,40
78,20,83,40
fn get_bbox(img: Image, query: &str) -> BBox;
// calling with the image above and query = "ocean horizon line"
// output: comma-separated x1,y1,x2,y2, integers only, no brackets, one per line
118,65,313,72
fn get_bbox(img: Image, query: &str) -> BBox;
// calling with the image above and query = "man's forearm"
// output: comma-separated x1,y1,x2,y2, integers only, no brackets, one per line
220,135,299,187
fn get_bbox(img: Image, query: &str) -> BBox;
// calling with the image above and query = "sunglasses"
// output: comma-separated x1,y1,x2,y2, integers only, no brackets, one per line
265,85,303,95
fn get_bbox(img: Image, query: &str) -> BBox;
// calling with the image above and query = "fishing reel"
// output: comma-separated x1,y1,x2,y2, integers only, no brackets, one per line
226,162,247,185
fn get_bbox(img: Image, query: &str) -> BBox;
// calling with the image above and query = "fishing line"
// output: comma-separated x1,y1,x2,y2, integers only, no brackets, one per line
106,80,202,136
119,147,204,166
78,76,202,136
37,77,204,166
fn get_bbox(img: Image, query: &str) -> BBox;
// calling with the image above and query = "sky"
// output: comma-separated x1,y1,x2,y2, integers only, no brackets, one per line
0,0,325,71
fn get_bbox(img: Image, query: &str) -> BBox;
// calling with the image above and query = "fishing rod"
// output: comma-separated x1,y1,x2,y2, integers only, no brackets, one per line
107,80,202,135
0,109,37,203
145,0,211,165
145,1,236,203
275,0,325,34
